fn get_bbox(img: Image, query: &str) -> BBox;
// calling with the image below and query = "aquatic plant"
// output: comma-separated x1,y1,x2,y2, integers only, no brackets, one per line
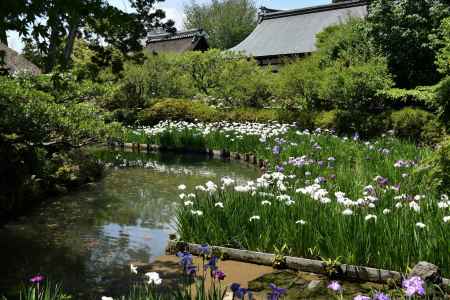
128,121,448,276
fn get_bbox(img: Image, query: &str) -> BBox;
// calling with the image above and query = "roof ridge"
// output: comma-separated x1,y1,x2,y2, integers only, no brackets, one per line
147,29,206,44
261,0,367,21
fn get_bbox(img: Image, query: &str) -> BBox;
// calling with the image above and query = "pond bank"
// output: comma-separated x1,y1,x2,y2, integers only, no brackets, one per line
0,150,258,299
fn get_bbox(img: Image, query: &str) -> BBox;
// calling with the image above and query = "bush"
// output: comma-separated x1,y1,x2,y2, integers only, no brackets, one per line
320,58,394,113
334,110,391,138
391,107,444,144
138,99,220,125
223,108,277,123
421,136,450,193
314,110,338,130
272,55,325,110
277,109,316,129
435,76,450,128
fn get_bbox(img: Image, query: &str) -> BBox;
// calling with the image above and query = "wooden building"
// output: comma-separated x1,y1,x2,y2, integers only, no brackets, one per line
145,29,209,54
230,0,368,66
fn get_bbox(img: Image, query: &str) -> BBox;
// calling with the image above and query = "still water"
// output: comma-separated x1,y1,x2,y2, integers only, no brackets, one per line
0,150,258,299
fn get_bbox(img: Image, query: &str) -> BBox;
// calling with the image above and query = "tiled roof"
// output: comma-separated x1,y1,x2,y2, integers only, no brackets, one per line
146,29,209,54
230,0,367,58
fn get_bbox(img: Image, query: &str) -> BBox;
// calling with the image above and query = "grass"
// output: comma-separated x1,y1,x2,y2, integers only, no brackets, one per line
124,121,450,277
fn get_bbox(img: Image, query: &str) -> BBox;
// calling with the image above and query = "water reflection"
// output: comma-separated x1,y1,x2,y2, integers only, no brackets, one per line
0,151,258,299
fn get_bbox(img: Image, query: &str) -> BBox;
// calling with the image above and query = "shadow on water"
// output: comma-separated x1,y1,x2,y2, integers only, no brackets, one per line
0,150,258,299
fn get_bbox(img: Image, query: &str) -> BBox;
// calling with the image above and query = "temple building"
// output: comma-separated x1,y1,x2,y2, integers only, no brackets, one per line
230,0,368,66
145,29,209,54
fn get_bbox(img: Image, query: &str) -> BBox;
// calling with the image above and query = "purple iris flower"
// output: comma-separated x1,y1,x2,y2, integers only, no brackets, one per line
267,283,287,300
272,145,281,155
376,176,389,187
212,270,226,281
199,244,209,256
318,161,325,167
204,255,219,271
327,281,342,292
177,251,193,270
373,292,391,300
402,276,425,297
275,165,284,172
186,265,197,276
30,275,45,284
231,283,248,299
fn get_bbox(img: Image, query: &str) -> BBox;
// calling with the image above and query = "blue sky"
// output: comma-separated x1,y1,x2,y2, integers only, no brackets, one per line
7,0,330,52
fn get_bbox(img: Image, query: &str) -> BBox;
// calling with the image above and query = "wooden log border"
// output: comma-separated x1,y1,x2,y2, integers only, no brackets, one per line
166,240,450,289
108,142,269,168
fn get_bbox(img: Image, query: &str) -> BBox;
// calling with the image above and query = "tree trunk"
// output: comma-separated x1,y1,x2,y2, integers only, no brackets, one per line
44,26,59,73
0,29,7,46
62,21,78,69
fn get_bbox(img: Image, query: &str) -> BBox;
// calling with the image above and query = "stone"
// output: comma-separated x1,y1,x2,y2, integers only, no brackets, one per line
409,261,442,284
306,280,324,292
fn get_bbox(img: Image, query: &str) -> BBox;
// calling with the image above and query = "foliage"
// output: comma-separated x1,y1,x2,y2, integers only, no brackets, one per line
391,107,444,144
272,55,325,110
377,86,437,109
114,50,272,109
320,58,393,112
128,121,450,276
273,19,393,114
112,53,196,110
434,17,450,76
0,76,123,218
184,0,257,49
367,0,450,88
137,99,278,126
435,76,450,128
334,110,391,139
314,110,338,130
421,136,450,194
139,99,220,125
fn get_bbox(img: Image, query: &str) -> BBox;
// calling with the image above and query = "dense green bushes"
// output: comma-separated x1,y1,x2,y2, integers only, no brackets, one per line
137,99,277,125
0,76,122,220
391,107,444,144
110,50,273,111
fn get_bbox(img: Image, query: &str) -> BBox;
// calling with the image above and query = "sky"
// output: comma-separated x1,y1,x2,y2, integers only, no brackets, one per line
6,0,330,53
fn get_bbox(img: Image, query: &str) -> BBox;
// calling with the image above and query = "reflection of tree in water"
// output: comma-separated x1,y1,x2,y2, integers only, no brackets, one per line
0,227,90,298
0,151,258,298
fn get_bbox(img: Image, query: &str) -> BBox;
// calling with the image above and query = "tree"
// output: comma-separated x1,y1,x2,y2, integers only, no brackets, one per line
18,0,175,73
434,17,450,76
0,0,30,45
184,0,257,49
367,0,450,88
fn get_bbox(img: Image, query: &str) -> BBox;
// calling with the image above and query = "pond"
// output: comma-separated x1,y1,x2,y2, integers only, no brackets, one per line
0,150,258,299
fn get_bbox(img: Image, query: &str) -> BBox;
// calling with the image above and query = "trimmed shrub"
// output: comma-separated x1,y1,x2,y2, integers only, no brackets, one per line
391,107,444,144
335,110,391,138
435,76,450,128
224,108,277,123
138,99,220,125
420,136,450,193
277,109,316,129
314,110,338,130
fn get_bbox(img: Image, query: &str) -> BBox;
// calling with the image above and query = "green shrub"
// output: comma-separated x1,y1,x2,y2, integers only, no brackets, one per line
435,76,450,128
435,17,450,76
277,109,316,129
391,107,444,144
421,136,450,193
223,108,277,123
138,99,220,125
314,110,338,130
113,53,196,110
335,110,391,138
377,86,437,109
320,58,394,113
272,55,325,110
